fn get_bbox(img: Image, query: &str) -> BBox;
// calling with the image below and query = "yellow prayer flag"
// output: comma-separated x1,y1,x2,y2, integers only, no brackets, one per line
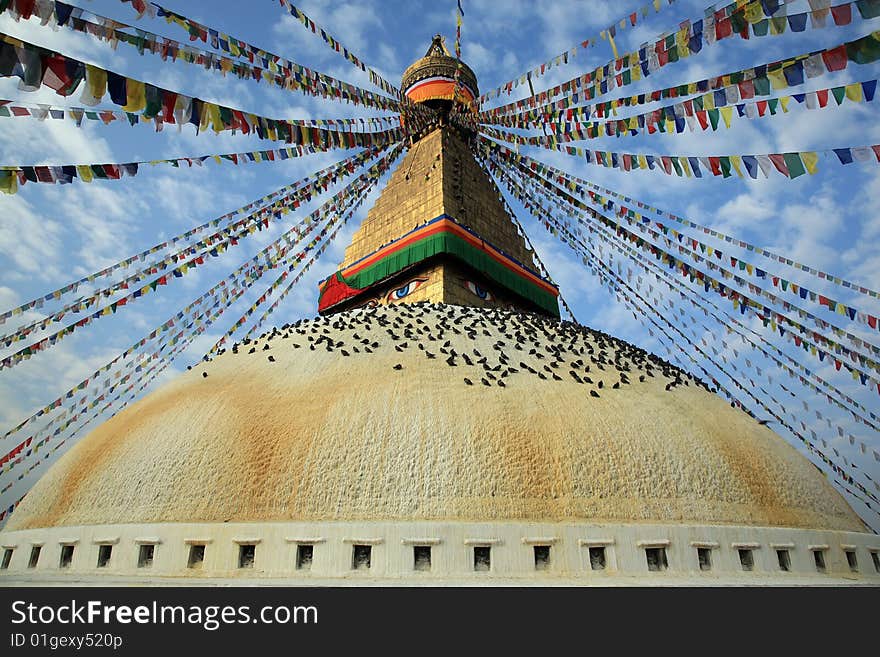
744,3,764,23
687,82,697,94
845,83,863,102
731,155,744,177
720,106,733,128
780,96,790,112
767,68,787,90
680,157,692,178
122,79,146,112
653,0,661,10
85,65,107,103
638,154,648,168
0,171,17,195
76,165,93,183
208,103,223,133
703,92,715,110
801,151,819,174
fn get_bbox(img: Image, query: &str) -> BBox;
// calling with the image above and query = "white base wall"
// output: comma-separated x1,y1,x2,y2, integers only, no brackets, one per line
1,520,878,585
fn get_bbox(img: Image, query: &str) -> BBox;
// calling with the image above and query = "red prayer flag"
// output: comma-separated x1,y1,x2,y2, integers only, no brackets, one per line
821,45,848,72
696,110,708,130
738,79,755,99
709,157,721,176
817,89,829,107
715,17,732,40
161,91,178,124
768,154,789,176
831,4,852,25
10,106,30,117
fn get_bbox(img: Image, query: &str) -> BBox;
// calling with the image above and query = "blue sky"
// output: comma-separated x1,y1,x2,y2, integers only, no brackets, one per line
0,0,879,530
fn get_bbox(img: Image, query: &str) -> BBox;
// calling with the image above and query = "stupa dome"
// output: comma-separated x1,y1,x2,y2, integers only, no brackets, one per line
6,304,862,532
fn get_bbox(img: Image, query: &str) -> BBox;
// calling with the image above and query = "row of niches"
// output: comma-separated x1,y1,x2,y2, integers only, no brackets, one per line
2,534,879,578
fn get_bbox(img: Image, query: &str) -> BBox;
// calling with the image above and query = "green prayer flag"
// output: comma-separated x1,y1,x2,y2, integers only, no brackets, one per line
720,157,732,178
783,152,806,178
768,98,779,115
671,157,683,176
857,0,880,20
753,19,769,36
730,12,747,33
753,76,770,96
831,86,847,105
847,33,880,65
708,108,720,130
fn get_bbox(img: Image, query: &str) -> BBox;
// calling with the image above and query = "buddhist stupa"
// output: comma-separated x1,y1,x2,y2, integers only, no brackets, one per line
0,38,877,586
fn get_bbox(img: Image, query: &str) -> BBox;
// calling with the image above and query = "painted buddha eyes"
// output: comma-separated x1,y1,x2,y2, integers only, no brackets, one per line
465,280,494,301
387,277,427,302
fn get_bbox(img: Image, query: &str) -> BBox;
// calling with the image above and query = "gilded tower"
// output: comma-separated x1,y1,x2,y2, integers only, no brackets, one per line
318,37,560,317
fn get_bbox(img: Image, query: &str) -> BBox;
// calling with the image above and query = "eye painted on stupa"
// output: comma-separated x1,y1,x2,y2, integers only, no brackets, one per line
465,280,494,301
387,277,428,302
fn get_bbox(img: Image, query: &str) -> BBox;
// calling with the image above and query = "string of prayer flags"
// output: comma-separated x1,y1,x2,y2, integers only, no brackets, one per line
489,140,880,305
481,3,880,120
572,196,880,434
479,0,680,104
0,149,385,347
488,79,878,141
240,148,399,341
209,144,404,352
487,36,880,131
88,1,401,110
0,135,401,194
0,96,400,133
480,127,880,181
0,34,405,147
0,148,381,326
276,0,401,98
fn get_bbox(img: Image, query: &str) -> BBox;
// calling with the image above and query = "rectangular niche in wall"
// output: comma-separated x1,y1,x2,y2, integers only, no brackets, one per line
644,547,668,572
238,544,256,569
96,544,112,569
413,546,431,572
533,545,550,571
589,547,607,571
28,546,41,569
59,544,75,569
776,549,791,572
473,546,491,572
137,544,155,569
352,545,371,571
296,545,313,571
187,544,206,569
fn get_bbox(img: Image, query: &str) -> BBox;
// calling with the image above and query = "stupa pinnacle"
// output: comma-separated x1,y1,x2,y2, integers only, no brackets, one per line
318,37,559,317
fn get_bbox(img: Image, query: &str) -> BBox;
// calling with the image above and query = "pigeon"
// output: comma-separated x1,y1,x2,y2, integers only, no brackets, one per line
393,364,403,370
